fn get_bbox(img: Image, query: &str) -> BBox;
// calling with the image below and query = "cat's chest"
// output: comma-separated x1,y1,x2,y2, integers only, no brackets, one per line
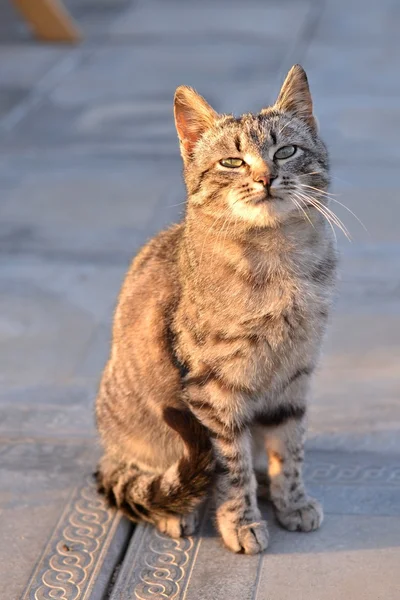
207,273,330,391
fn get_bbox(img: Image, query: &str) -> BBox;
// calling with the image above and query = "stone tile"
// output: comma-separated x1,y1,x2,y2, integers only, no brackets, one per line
0,384,97,440
0,88,27,118
322,314,400,371
314,0,400,44
304,450,400,517
0,45,67,120
111,0,311,39
112,451,400,599
314,95,400,165
0,257,128,386
0,502,70,600
3,38,285,153
0,440,97,509
329,180,400,246
309,316,400,454
65,0,131,36
0,160,184,261
75,322,112,381
0,1,30,41
304,40,400,98
111,503,263,600
15,475,132,600
257,516,400,600
0,45,66,89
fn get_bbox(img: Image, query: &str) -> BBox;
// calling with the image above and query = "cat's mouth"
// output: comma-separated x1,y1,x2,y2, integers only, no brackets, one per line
252,190,282,203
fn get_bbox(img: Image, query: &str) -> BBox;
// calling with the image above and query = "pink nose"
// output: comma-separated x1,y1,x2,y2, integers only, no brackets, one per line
254,174,270,187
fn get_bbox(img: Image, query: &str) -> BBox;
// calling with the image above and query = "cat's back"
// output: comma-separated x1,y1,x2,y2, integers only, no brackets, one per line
107,222,183,366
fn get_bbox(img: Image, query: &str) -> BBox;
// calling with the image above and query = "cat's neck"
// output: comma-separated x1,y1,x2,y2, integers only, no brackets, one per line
181,206,329,287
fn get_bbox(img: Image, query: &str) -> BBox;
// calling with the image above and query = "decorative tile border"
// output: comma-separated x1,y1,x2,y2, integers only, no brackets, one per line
109,508,207,600
21,476,132,600
304,458,400,487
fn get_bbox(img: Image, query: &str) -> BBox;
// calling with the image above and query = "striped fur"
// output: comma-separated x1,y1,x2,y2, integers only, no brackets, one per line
95,65,337,553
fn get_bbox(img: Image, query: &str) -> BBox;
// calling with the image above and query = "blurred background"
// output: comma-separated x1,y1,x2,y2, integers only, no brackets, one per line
0,0,399,597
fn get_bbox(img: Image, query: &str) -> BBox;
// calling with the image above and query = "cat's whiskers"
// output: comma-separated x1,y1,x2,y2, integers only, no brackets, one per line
289,194,315,228
166,200,187,208
295,186,349,232
294,189,351,241
299,183,368,232
292,191,338,243
296,190,349,237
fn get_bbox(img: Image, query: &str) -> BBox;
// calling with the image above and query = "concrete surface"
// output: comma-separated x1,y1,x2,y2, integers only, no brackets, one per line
0,0,399,598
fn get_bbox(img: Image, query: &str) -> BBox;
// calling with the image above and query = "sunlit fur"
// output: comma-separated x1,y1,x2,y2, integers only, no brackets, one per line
95,65,338,555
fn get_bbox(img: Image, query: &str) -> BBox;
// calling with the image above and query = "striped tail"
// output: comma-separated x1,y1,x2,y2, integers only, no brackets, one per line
95,407,215,521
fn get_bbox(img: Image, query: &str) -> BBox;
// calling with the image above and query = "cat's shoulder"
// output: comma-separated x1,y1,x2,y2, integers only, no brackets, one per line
130,223,183,274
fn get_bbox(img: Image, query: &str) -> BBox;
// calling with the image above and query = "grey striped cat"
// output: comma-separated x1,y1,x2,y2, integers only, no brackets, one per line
95,65,337,554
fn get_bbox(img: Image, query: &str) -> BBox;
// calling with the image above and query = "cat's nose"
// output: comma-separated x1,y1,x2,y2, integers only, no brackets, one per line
254,173,275,187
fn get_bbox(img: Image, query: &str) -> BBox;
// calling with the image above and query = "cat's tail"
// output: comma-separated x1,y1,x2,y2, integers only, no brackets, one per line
95,407,215,520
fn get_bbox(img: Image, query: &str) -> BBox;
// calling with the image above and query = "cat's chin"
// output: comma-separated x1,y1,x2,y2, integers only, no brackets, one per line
228,199,280,228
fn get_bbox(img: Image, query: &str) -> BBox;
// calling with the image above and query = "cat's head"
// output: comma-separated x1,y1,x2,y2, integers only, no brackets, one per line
174,65,329,228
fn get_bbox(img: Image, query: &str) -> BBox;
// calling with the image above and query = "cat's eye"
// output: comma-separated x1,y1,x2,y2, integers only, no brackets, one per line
219,158,244,168
274,145,297,160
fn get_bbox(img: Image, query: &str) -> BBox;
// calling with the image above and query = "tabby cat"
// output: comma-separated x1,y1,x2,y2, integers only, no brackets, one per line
95,65,337,554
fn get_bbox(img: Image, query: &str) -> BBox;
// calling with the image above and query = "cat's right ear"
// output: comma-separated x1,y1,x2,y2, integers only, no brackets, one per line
174,87,218,161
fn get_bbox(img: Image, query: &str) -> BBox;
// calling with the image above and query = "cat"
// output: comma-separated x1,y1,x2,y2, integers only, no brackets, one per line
95,65,337,554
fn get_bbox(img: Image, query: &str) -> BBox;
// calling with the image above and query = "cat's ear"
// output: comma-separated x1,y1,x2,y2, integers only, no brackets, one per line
274,65,315,130
174,86,218,160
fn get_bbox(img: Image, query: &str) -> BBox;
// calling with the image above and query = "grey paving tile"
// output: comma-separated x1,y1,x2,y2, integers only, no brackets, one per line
313,95,400,165
256,516,400,600
0,88,27,118
0,1,30,41
0,441,97,496
328,167,400,245
18,476,132,600
2,37,286,153
0,396,96,440
0,45,66,88
111,450,400,599
0,501,71,600
0,45,68,120
0,160,184,261
314,0,400,44
304,40,400,98
0,256,128,386
65,0,131,36
111,0,312,39
75,321,112,381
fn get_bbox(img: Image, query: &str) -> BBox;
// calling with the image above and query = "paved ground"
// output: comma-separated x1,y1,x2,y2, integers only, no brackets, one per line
1,0,400,598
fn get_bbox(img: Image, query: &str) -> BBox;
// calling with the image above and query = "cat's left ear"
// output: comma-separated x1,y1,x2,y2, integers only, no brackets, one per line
174,86,218,161
274,65,316,130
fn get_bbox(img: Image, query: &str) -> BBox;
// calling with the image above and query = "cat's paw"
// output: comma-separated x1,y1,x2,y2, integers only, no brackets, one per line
219,520,269,555
276,498,323,532
155,511,199,538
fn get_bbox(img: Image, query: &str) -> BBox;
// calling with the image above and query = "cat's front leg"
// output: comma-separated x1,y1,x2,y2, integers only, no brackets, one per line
259,413,323,532
212,429,268,554
187,382,268,554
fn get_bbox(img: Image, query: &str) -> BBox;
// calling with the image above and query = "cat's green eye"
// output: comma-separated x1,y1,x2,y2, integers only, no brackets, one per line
219,158,244,168
274,145,297,160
